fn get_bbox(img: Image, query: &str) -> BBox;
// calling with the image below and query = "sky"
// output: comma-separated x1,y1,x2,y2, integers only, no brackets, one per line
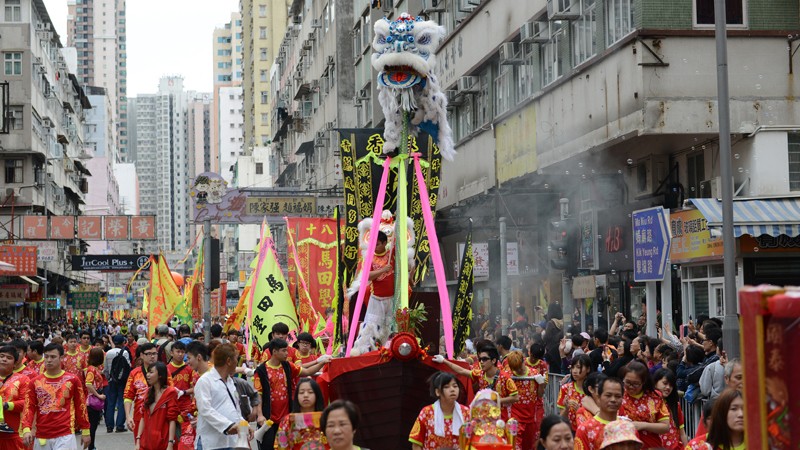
43,0,240,96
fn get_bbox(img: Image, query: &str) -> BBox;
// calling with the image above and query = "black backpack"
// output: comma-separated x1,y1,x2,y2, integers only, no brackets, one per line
255,361,293,419
109,348,131,383
156,340,171,364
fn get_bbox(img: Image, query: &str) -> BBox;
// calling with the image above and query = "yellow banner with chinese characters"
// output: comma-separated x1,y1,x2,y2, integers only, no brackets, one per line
147,254,183,339
248,229,299,350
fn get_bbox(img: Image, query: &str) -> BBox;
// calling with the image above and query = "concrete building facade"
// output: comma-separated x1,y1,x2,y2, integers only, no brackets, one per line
66,0,127,162
0,0,92,312
366,0,800,328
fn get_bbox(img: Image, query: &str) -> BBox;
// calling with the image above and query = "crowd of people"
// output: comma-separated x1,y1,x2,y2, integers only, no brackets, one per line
0,300,747,450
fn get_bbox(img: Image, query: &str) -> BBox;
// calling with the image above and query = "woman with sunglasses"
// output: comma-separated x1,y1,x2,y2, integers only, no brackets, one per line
618,361,669,448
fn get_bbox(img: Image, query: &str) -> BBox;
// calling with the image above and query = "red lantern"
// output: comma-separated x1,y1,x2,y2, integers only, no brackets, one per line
171,271,185,287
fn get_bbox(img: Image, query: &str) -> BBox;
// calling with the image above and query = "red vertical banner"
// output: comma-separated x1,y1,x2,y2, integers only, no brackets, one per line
50,216,75,239
22,217,47,239
286,218,339,315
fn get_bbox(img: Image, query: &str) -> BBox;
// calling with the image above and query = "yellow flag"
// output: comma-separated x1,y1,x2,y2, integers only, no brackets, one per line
224,271,252,333
248,223,298,351
147,254,183,339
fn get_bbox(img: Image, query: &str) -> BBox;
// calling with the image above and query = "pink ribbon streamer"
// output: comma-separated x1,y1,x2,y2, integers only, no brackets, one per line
413,154,455,359
345,157,393,357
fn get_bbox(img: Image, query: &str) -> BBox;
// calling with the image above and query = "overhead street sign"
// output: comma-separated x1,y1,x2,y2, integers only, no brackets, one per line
71,255,152,272
632,207,671,282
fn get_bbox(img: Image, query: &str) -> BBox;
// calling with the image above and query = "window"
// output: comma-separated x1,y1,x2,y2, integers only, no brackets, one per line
572,0,597,66
475,69,491,126
4,159,22,183
260,70,267,82
456,97,474,140
4,52,21,75
261,113,268,125
361,15,371,50
259,26,267,39
260,48,267,61
255,163,263,174
541,22,565,86
7,106,22,130
605,0,634,45
494,63,514,116
258,4,266,17
260,91,268,104
261,135,269,146
789,133,800,191
517,44,535,102
687,151,706,195
695,0,745,27
4,0,20,22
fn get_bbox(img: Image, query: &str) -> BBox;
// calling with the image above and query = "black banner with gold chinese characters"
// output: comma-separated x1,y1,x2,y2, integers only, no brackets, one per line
337,128,442,288
453,225,474,355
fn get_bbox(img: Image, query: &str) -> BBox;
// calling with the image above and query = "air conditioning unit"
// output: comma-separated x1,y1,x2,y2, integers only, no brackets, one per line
314,137,326,148
530,21,551,43
42,118,53,128
325,121,334,130
53,192,64,203
312,19,322,28
64,160,75,172
316,131,328,140
520,22,536,44
327,55,335,66
632,155,669,197
499,42,523,65
457,76,479,92
547,0,581,20
37,66,46,74
357,88,369,100
446,89,464,106
422,0,445,13
33,56,43,65
700,177,722,199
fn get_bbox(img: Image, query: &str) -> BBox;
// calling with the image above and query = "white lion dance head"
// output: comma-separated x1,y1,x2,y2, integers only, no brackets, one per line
372,13,455,161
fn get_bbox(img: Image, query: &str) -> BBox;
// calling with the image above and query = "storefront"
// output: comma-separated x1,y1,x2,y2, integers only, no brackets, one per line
674,198,800,323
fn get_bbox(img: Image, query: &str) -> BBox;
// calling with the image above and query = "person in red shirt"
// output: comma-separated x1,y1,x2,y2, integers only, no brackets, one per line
254,339,330,450
351,231,398,355
23,341,45,378
258,323,298,364
227,331,246,362
127,333,139,361
0,344,30,449
135,362,179,450
62,334,86,383
79,331,93,365
21,343,91,449
506,351,547,450
166,342,198,442
435,344,519,421
574,377,624,450
85,347,108,450
294,333,318,366
125,343,159,439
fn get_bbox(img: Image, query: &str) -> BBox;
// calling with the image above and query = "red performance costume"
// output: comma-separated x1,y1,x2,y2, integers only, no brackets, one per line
557,381,587,431
275,412,329,450
125,367,173,440
408,403,469,450
22,358,44,379
21,371,90,439
469,367,518,421
574,415,612,450
620,390,671,449
61,351,85,382
139,386,179,450
254,361,301,423
0,371,30,449
510,363,547,450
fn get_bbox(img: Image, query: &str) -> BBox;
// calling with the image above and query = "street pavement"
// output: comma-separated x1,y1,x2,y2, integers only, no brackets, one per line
77,425,260,449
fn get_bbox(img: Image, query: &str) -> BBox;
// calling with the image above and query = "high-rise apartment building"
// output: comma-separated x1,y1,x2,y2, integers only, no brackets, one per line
67,0,127,162
240,0,291,155
212,13,243,183
132,76,193,253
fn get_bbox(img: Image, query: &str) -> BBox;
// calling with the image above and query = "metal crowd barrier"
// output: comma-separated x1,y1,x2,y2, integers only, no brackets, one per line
540,372,706,439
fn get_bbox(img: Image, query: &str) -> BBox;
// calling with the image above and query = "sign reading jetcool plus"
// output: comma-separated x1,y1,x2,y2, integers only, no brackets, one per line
71,255,153,271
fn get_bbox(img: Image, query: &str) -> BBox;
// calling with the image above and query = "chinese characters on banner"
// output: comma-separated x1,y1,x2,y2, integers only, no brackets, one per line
22,217,47,239
286,218,339,315
20,216,157,240
67,291,101,310
338,128,443,288
0,285,29,302
0,246,37,276
452,228,474,355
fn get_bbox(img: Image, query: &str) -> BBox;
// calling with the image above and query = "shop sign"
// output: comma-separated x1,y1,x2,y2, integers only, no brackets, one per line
0,285,28,302
579,210,597,270
457,242,519,277
597,202,655,273
669,209,723,263
739,235,800,254
14,241,57,262
0,246,37,276
71,254,152,271
67,291,101,310
572,276,596,299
